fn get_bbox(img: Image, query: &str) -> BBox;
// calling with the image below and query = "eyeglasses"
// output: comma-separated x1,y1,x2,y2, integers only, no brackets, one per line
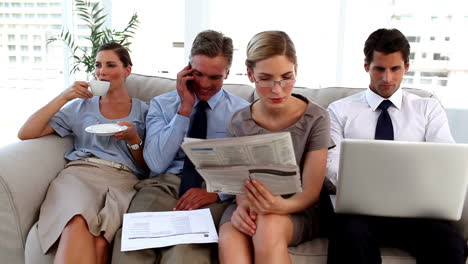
254,78,296,89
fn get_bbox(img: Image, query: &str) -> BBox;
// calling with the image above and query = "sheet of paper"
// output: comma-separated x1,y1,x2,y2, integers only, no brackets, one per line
121,208,218,251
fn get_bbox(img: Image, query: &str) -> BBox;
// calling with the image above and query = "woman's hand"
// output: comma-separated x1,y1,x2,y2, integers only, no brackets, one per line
60,81,93,101
114,121,148,171
231,196,257,236
243,180,287,215
113,121,140,144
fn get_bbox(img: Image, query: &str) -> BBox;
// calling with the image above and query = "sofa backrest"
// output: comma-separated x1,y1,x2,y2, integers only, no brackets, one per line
125,73,256,102
126,73,435,108
291,86,436,109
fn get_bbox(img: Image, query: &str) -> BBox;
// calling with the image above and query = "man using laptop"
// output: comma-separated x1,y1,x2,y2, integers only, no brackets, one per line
326,28,466,263
111,30,249,264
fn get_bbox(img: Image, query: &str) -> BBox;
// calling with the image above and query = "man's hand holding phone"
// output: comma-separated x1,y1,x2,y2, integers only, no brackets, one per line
177,64,196,117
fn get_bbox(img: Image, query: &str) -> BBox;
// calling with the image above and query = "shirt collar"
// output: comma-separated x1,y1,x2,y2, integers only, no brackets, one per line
365,87,402,111
194,89,224,110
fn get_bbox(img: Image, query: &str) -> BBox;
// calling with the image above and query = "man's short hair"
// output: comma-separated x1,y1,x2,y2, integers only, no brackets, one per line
364,28,411,64
190,30,233,69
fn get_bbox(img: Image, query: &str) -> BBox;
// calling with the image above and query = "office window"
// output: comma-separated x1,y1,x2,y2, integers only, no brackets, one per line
445,36,450,41
37,3,48,7
12,13,22,19
438,80,448,86
409,52,415,60
34,57,43,63
407,36,420,43
433,53,450,61
33,45,41,52
421,79,433,85
9,56,16,63
421,71,449,78
21,56,29,63
20,45,28,52
8,34,15,41
24,3,34,7
430,36,436,41
405,71,415,76
403,78,414,84
33,35,41,41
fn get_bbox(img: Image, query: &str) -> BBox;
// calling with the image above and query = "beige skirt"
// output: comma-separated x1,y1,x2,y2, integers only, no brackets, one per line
38,160,139,254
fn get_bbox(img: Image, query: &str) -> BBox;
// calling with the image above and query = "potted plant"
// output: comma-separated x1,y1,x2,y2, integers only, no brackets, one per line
47,0,139,76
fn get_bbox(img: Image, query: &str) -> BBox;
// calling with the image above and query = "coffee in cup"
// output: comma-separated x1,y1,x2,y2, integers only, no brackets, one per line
88,79,110,96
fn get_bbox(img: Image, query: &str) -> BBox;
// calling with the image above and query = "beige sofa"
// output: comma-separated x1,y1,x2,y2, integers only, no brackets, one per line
1,73,467,264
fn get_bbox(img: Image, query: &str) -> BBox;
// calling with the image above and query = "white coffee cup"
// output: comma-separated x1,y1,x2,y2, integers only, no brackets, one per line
88,79,110,96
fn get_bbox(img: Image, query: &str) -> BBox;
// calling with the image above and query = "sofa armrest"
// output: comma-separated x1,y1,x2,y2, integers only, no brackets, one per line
0,135,72,263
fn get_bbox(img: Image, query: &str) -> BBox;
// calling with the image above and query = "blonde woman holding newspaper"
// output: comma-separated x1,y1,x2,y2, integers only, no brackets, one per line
218,31,334,264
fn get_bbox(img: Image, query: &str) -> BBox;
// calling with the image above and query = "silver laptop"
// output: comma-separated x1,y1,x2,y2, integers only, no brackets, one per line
335,139,468,220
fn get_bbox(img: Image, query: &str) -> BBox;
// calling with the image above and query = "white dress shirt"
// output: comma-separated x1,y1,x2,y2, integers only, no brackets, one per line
326,87,454,185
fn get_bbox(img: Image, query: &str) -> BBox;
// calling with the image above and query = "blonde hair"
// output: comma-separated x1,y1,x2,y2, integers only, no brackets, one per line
245,31,297,70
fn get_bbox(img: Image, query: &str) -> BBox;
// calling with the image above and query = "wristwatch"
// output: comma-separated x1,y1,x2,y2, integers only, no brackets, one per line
127,140,143,150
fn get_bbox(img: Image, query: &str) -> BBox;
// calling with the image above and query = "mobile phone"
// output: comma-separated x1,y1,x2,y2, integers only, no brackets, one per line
186,63,193,90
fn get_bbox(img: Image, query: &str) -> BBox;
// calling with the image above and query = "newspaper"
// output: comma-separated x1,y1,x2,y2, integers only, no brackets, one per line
181,132,302,195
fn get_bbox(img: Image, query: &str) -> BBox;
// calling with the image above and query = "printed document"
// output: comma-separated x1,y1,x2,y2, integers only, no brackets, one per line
121,208,218,251
181,132,302,195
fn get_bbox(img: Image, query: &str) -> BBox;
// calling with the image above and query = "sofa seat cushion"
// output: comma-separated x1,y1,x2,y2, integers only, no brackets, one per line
288,238,416,264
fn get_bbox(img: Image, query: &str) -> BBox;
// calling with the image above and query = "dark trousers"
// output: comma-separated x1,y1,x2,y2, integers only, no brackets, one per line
327,214,467,264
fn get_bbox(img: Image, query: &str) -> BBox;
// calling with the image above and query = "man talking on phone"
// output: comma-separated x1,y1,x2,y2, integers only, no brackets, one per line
112,30,249,264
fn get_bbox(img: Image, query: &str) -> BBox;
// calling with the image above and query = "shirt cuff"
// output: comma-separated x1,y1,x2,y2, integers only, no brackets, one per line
218,193,234,202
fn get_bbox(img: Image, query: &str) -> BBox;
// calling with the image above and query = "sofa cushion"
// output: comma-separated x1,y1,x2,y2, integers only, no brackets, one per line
25,223,55,264
288,238,416,264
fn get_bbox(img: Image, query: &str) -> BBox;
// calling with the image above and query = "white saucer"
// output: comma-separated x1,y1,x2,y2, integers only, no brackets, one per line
85,124,128,136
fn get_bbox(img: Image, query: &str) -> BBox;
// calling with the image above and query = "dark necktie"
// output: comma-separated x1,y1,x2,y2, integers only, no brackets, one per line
179,101,209,197
375,100,394,140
